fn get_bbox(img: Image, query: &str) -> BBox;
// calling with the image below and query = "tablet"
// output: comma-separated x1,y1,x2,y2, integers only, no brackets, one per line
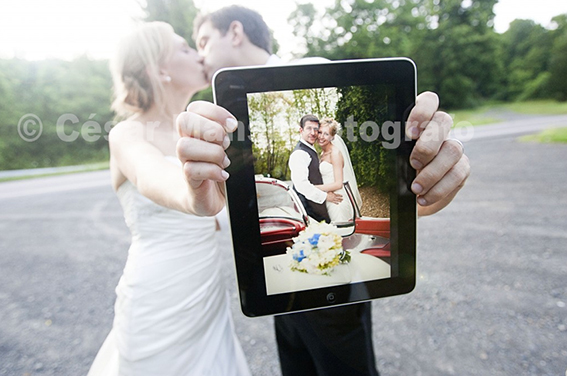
213,58,417,317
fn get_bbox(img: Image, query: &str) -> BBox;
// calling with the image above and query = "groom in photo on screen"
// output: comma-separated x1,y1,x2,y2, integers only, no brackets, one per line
289,114,342,224
178,5,471,376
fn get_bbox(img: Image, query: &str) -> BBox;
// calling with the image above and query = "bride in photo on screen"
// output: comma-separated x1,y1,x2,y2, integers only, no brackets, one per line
315,118,363,223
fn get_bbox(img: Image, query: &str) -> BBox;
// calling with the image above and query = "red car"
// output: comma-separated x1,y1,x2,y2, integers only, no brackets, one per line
256,177,391,260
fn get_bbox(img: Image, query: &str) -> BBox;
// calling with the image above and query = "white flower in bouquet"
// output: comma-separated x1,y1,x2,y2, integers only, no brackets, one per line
286,221,351,276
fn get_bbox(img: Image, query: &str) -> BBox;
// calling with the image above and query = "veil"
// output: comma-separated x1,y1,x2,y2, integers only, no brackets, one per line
332,134,363,210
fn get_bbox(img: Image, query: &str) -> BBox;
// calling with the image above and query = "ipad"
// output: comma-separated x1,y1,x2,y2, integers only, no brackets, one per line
213,58,417,317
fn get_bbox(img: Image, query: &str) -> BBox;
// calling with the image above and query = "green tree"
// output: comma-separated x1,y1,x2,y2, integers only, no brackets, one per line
289,0,426,60
548,15,567,101
0,58,113,170
501,19,554,100
292,88,338,118
248,92,292,179
413,0,502,108
334,85,395,193
141,0,199,47
290,0,503,109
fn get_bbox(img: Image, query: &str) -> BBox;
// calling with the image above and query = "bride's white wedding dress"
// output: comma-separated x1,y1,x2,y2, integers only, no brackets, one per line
320,160,354,222
88,157,250,376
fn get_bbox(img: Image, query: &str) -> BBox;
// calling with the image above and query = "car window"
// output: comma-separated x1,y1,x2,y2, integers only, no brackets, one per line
256,182,303,221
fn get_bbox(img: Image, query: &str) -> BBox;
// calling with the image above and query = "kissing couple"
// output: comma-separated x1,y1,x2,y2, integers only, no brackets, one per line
88,4,470,376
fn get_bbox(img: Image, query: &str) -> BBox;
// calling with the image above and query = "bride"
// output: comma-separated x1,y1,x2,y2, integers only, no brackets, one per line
87,22,250,376
315,118,363,222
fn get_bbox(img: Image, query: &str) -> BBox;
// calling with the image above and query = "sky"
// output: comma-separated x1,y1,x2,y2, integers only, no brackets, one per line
0,0,565,61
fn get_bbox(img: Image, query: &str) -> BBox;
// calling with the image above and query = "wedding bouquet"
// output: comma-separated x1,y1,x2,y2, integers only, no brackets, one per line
286,222,351,276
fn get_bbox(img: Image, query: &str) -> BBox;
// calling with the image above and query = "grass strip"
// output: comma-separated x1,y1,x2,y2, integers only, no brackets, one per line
519,127,567,144
0,161,109,183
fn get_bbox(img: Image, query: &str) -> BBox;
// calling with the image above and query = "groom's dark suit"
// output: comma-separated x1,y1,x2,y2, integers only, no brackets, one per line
291,141,330,223
277,140,378,376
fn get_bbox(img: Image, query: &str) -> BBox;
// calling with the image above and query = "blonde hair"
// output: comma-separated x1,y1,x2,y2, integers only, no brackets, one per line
319,118,340,137
110,22,176,119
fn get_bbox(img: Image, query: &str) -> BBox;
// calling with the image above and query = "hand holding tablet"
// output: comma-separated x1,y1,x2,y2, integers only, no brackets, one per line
176,58,469,316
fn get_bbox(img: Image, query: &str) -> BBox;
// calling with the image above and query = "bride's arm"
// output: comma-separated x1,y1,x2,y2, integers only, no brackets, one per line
315,150,345,192
110,120,224,215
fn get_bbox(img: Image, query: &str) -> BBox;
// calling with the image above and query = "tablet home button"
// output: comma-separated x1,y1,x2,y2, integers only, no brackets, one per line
326,293,336,303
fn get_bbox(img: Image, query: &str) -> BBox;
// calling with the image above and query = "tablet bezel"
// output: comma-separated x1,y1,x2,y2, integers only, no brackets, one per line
213,58,417,317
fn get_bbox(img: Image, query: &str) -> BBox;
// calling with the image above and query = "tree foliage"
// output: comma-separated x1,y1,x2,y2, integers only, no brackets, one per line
334,85,395,192
548,15,567,101
247,86,395,193
290,0,567,107
141,0,199,47
247,88,339,180
0,58,113,170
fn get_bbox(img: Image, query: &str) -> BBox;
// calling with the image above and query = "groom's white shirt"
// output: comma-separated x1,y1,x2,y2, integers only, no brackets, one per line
288,139,327,204
265,54,282,65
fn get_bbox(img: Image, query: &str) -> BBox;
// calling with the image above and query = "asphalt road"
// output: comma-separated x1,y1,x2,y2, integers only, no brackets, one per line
1,117,566,376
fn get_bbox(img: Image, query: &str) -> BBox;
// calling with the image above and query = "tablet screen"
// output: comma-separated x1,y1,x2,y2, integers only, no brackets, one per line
214,58,417,316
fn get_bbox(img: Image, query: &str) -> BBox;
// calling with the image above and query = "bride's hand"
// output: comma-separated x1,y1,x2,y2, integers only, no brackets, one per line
326,191,343,205
176,101,238,216
406,92,471,216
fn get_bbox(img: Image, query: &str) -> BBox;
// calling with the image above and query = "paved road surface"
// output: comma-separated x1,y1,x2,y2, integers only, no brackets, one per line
450,114,567,142
1,117,566,375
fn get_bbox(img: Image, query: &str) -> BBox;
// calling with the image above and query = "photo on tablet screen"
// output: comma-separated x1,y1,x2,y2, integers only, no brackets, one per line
247,85,399,296
214,58,417,316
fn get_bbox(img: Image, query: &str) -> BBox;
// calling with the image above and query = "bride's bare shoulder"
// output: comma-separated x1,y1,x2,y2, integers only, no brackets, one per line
108,120,147,145
108,120,153,191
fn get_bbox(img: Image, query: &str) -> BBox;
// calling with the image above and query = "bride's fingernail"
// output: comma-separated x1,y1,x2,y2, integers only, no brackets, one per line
222,135,230,149
226,118,238,132
222,155,231,168
221,170,229,180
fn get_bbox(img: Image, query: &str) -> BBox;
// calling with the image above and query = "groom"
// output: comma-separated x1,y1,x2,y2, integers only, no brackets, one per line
289,114,341,224
191,9,381,374
181,5,470,376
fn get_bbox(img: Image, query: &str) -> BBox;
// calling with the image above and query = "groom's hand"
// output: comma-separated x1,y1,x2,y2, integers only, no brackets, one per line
176,101,238,216
326,192,343,205
406,92,470,216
